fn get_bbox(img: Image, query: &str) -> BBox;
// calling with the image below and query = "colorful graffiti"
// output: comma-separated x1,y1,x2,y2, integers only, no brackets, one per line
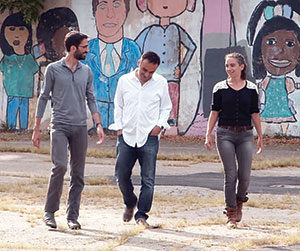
135,0,197,134
82,0,141,132
247,0,300,135
0,13,39,130
1,0,300,137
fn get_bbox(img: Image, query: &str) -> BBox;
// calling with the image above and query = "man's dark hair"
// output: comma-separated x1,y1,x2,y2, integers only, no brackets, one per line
92,0,130,16
64,31,88,52
141,51,160,65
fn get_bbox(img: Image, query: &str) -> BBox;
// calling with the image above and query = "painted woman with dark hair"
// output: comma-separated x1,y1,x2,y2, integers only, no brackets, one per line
36,7,79,65
247,1,300,135
0,12,39,130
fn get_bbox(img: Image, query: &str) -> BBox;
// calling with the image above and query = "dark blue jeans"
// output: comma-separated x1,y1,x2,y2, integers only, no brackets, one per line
116,135,159,220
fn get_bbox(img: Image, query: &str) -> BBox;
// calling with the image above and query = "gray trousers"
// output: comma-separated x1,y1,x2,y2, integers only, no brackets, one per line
45,124,88,220
216,127,253,208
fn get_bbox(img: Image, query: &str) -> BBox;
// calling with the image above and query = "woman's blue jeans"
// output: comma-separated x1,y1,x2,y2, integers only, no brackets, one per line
216,127,254,208
116,135,159,220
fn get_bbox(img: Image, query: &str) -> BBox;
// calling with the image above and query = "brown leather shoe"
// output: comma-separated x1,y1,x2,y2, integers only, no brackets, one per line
123,207,135,222
67,219,81,230
43,212,57,229
224,207,237,229
236,201,243,222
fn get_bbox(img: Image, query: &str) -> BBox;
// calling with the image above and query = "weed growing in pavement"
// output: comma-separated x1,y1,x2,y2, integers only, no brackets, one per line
229,232,300,251
247,193,300,210
104,227,145,251
85,176,112,186
252,157,300,169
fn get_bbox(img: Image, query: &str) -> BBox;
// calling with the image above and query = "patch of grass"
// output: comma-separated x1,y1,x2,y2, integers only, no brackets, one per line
104,227,145,251
242,220,300,229
0,243,49,250
252,157,300,170
248,194,300,210
229,232,300,250
85,176,112,186
157,152,220,163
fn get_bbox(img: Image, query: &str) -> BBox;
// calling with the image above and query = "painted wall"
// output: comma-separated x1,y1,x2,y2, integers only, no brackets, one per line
1,0,300,137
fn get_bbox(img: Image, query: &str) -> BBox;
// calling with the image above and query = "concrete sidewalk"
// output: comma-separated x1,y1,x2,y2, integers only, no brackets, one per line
1,136,300,250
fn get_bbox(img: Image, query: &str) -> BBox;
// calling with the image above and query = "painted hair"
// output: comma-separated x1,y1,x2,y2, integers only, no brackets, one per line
0,12,32,56
92,0,130,16
64,31,88,52
141,51,160,65
37,7,79,61
225,52,247,80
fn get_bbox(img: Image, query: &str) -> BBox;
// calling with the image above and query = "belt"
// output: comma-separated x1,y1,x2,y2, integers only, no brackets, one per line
219,125,253,132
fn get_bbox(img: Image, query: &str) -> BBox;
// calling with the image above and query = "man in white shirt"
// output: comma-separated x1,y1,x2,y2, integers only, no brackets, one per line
110,51,172,227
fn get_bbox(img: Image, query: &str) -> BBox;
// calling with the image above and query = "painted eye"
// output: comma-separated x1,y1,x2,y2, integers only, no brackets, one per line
98,3,106,9
19,26,25,31
266,38,277,45
286,40,295,47
114,2,120,8
9,27,16,31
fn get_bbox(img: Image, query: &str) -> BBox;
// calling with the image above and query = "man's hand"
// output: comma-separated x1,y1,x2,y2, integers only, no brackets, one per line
96,124,105,144
150,126,162,136
117,129,122,136
32,129,41,148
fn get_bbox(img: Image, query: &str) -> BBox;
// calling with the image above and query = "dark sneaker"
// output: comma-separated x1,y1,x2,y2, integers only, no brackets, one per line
67,220,81,230
43,212,57,229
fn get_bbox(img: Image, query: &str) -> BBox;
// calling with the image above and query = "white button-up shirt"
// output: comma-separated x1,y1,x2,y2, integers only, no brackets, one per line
110,69,172,147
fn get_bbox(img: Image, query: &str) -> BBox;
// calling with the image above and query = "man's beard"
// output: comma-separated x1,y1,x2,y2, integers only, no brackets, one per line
74,50,86,60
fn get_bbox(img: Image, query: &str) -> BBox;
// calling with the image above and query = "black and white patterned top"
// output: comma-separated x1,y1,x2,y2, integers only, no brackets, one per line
211,80,259,126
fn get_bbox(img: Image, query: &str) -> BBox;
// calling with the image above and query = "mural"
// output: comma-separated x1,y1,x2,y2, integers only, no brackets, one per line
35,7,79,95
135,0,197,134
186,0,247,136
1,0,300,137
247,0,300,135
0,13,39,130
82,0,141,132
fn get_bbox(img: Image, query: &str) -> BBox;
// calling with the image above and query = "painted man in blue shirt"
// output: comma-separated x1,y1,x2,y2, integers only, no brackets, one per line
82,0,141,131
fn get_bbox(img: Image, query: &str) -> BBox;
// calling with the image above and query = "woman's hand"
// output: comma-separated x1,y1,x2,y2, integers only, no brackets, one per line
256,136,263,154
204,134,214,151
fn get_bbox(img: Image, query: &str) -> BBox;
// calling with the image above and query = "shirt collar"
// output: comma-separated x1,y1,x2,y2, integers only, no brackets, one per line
99,39,122,56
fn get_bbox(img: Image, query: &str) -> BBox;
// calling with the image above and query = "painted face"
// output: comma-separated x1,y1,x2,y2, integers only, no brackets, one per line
95,0,126,38
51,26,71,60
225,56,244,79
147,0,187,18
137,59,159,84
261,30,300,76
74,38,89,60
4,25,29,54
